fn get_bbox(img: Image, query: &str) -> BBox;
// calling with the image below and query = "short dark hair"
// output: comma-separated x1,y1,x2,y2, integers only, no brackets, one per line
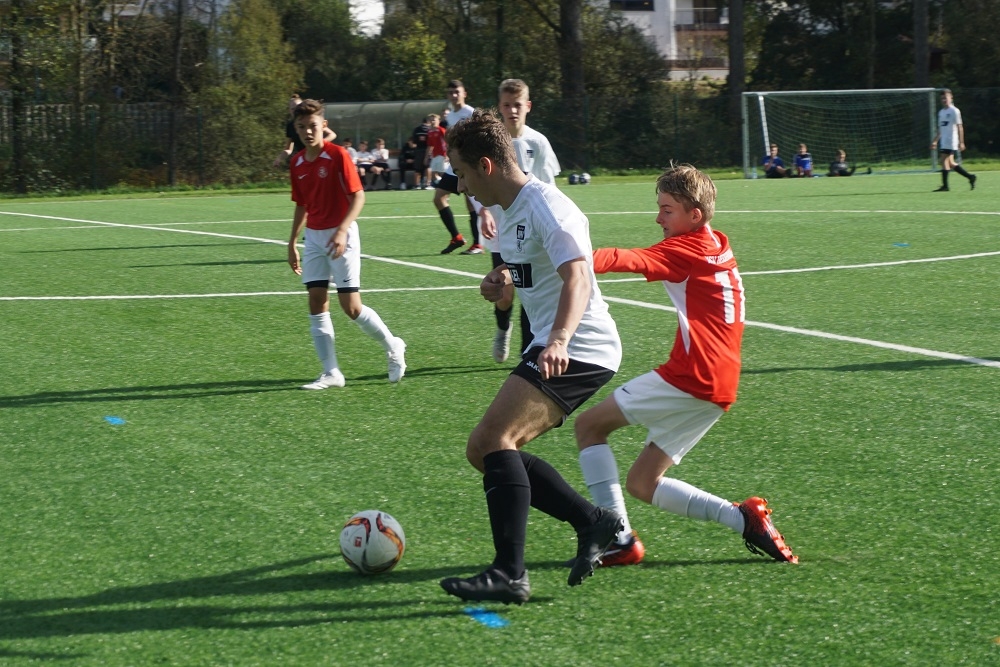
445,108,516,173
447,79,465,90
293,98,324,119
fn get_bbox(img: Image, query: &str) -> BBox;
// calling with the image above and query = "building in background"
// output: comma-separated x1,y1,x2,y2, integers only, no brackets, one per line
610,0,728,80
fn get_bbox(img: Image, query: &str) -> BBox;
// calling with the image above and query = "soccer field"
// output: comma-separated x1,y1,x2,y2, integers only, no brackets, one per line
0,173,997,665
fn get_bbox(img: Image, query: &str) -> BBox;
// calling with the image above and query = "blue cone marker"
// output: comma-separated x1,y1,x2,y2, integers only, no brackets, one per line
464,606,510,628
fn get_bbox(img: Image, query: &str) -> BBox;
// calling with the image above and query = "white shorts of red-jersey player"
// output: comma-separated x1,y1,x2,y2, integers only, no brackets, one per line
613,371,724,466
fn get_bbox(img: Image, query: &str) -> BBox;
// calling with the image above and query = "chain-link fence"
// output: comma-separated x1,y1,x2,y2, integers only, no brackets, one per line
0,88,996,194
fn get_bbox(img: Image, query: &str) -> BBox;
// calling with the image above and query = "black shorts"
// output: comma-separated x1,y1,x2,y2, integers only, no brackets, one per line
939,149,957,157
436,172,460,194
511,346,616,416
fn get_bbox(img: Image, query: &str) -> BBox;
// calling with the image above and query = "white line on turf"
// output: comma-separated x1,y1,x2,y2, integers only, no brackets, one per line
1,211,996,370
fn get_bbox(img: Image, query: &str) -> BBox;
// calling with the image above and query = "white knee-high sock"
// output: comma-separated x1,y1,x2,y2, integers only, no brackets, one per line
651,477,745,533
353,305,392,349
309,312,339,374
579,444,633,543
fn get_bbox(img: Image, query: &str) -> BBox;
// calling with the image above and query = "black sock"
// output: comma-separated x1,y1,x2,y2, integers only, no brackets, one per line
482,450,530,579
495,306,511,331
469,211,480,245
438,206,461,239
942,170,950,187
519,306,533,354
954,165,972,179
519,451,597,531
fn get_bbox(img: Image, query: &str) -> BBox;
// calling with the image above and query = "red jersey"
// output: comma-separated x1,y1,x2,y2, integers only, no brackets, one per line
289,142,362,230
593,225,744,409
426,127,447,158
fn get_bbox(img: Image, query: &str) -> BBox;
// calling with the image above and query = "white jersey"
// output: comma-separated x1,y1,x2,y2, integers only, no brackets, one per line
937,106,963,150
499,176,621,370
483,125,562,253
447,104,475,127
512,126,561,185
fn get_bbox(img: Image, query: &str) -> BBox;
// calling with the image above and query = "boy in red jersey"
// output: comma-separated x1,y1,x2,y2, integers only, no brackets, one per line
573,163,798,565
287,99,406,389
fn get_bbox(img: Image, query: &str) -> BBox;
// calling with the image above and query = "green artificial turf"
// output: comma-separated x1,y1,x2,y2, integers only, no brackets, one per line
0,172,997,665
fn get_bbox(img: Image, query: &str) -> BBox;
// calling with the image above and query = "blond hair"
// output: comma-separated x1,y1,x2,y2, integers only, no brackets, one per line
655,163,716,222
499,78,529,100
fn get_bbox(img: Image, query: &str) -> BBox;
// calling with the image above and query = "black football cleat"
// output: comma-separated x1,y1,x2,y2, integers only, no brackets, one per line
440,568,530,605
567,507,624,586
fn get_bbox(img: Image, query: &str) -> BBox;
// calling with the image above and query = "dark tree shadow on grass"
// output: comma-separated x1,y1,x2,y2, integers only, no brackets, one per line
0,555,485,640
743,357,999,375
0,366,511,408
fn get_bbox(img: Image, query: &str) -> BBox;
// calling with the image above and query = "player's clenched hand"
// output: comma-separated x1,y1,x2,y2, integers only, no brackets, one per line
480,270,508,303
288,243,302,275
537,341,569,380
327,229,348,259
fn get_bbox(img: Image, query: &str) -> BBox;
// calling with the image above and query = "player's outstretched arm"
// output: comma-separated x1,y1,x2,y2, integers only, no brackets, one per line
593,246,671,280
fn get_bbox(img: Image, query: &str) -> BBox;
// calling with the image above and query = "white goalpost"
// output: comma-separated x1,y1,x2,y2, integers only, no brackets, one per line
741,88,939,178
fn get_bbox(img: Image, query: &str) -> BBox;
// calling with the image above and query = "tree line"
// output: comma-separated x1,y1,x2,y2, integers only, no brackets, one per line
1,0,998,193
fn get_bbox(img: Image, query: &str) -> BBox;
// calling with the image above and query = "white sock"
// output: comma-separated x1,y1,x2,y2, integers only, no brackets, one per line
309,312,339,374
651,477,745,533
353,305,392,349
579,444,633,543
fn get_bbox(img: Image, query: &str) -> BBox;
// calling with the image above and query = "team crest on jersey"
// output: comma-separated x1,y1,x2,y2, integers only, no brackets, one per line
516,225,526,240
318,166,329,179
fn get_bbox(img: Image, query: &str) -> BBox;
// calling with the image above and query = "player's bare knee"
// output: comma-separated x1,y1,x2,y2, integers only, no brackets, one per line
625,467,656,504
573,411,606,450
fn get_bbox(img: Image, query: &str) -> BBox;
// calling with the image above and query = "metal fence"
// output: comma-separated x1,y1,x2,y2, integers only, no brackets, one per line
0,89,996,194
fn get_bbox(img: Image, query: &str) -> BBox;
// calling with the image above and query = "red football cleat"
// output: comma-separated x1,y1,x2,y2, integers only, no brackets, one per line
737,497,799,564
599,530,645,567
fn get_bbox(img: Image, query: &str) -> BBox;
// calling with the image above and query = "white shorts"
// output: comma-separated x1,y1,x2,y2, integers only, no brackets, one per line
301,222,361,290
613,371,724,465
430,155,448,172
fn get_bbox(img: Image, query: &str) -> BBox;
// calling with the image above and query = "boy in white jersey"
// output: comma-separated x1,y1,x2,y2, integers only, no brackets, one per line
438,109,624,604
573,164,798,566
480,78,562,363
931,89,976,192
433,79,483,254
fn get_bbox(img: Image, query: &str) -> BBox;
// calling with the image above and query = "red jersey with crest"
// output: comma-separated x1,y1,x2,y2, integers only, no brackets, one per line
593,224,744,409
289,142,362,230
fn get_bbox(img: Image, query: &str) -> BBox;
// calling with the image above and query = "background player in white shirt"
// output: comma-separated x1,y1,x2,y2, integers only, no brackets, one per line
930,89,976,192
479,79,561,363
433,79,482,254
573,164,797,567
438,109,623,604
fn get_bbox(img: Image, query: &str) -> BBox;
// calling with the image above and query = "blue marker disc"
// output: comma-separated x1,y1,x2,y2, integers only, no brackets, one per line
464,606,510,628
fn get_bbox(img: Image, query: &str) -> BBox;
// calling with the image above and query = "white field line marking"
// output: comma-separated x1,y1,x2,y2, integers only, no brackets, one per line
0,285,478,301
603,296,1000,370
1,211,996,369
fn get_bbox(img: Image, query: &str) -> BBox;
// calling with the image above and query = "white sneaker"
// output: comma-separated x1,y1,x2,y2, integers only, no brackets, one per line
387,337,407,382
301,370,345,390
493,327,512,363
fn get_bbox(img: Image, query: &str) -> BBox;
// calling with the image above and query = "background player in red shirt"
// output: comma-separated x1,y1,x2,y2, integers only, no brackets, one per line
573,163,798,565
287,99,406,390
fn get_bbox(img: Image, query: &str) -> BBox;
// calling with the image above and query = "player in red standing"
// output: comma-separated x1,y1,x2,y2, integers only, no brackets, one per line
573,163,798,566
287,99,406,390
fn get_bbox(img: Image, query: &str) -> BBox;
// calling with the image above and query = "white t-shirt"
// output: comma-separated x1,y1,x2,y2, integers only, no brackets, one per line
483,125,561,253
446,104,475,127
499,176,621,370
937,106,963,150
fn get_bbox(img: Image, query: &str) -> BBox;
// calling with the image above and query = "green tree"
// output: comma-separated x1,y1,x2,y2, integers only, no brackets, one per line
196,0,304,183
377,20,447,99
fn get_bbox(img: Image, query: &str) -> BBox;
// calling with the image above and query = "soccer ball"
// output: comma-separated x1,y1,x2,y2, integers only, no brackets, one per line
579,172,591,184
339,510,406,575
568,173,580,185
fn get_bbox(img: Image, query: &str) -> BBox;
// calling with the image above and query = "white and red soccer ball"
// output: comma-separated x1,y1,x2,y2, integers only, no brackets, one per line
339,510,406,575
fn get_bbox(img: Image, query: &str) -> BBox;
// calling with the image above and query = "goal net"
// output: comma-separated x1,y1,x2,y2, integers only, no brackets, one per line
741,88,938,178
